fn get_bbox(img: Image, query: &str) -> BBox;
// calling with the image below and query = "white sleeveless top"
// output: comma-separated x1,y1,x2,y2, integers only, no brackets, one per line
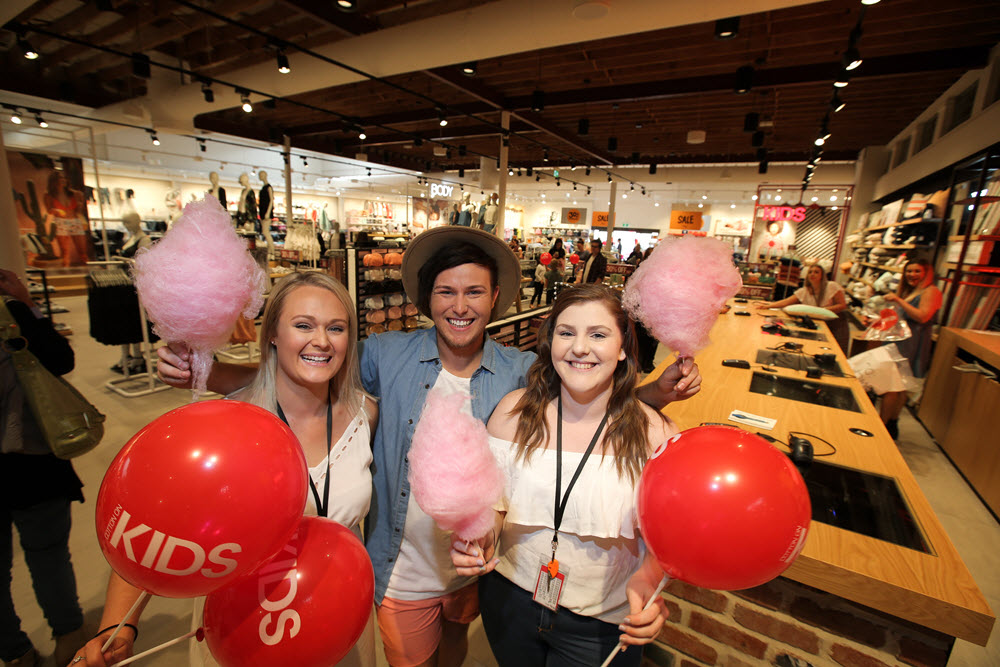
305,395,373,538
490,435,645,624
191,396,375,667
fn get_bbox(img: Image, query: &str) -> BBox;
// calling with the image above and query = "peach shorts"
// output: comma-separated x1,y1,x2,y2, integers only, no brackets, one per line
376,582,479,667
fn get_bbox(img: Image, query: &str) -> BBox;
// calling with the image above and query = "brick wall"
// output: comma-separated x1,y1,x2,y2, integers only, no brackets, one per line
640,577,953,667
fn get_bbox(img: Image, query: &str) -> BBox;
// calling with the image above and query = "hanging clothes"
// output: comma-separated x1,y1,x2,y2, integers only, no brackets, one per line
86,267,159,346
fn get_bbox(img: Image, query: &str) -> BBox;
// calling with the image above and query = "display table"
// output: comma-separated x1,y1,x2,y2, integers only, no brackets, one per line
642,302,994,666
918,328,1000,517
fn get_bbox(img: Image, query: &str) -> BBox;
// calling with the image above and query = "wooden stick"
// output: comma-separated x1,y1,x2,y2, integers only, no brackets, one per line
114,629,201,666
598,575,669,667
100,590,149,653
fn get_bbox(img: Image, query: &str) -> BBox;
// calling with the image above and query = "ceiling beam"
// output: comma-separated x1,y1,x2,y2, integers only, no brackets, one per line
279,0,379,36
327,121,540,146
357,46,989,128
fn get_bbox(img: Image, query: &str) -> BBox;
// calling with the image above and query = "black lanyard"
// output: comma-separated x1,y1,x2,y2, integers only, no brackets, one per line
552,395,610,560
276,396,332,518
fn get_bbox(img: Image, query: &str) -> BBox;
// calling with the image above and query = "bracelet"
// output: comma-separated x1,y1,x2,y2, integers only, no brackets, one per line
93,623,139,641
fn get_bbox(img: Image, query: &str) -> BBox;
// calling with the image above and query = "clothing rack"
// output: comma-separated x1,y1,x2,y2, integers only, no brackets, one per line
86,260,171,398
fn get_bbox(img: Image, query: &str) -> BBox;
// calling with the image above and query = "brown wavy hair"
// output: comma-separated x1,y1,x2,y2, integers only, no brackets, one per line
510,284,662,483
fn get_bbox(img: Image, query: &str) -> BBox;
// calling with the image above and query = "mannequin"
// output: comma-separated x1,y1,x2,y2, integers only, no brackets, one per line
207,171,226,208
321,202,332,231
236,172,258,231
120,211,151,259
258,171,275,255
477,195,488,228
484,192,500,234
457,192,474,227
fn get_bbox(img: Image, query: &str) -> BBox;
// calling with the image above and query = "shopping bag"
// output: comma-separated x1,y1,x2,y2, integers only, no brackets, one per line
847,343,918,395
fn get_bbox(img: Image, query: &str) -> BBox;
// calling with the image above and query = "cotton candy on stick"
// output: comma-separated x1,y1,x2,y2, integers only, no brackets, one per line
133,197,266,397
622,235,742,357
408,389,503,542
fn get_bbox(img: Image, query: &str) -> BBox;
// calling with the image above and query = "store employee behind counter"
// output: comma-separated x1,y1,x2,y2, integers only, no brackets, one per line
155,226,703,667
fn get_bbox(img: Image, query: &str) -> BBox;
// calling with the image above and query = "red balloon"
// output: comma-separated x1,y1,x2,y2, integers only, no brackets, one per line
539,252,552,266
203,516,374,667
569,253,580,265
95,400,308,598
638,425,810,590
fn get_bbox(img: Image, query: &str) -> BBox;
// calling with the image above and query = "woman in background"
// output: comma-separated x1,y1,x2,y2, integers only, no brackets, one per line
756,263,849,352
879,258,941,439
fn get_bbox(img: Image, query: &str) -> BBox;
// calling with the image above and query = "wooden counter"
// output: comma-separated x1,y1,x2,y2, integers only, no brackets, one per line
649,302,995,646
918,328,1000,518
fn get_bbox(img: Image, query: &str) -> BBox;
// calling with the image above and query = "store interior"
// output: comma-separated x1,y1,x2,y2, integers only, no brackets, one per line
3,0,1000,665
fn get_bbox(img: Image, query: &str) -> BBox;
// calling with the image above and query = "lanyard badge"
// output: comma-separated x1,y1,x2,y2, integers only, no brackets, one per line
531,395,609,612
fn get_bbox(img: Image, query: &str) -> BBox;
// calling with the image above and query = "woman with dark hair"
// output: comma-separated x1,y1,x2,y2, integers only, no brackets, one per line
548,238,566,260
452,284,674,666
879,258,942,438
44,171,90,266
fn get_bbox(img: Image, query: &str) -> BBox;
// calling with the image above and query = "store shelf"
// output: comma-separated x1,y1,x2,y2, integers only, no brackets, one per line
861,217,946,233
859,262,903,273
954,195,1000,205
948,235,1000,242
945,262,1000,274
851,243,928,250
848,275,879,289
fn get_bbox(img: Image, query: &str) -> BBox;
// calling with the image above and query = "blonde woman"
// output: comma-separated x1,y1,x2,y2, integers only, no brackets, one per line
756,263,849,351
73,272,378,667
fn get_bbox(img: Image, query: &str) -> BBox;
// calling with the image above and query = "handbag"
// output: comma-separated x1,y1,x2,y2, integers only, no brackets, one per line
0,300,105,459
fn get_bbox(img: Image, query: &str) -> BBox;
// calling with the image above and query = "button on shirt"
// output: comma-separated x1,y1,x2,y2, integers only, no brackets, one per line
360,326,536,603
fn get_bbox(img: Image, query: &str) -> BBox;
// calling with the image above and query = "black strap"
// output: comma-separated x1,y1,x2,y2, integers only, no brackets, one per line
553,394,610,552
276,396,332,518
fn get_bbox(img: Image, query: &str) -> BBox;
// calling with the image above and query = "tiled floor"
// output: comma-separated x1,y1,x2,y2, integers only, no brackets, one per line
9,295,998,666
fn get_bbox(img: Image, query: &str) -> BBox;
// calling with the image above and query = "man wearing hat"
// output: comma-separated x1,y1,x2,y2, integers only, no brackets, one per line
155,226,700,667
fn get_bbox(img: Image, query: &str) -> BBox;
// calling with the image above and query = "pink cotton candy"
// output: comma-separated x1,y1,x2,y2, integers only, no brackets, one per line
133,196,266,397
622,235,742,357
408,389,503,542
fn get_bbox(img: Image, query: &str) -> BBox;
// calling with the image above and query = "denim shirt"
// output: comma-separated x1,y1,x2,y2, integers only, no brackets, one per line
360,326,536,603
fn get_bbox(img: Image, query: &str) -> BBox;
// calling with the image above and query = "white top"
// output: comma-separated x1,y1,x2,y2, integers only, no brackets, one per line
534,263,547,282
304,395,373,539
794,281,843,308
490,436,644,624
384,370,478,600
191,394,376,667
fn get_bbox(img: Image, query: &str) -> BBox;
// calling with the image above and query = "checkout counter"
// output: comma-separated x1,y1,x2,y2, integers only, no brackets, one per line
645,299,994,665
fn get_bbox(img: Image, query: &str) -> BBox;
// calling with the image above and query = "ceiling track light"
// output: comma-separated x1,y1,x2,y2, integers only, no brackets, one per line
531,89,545,113
587,187,592,195
830,92,846,113
18,34,39,60
438,109,448,127
458,168,465,178
743,112,759,132
814,135,826,146
751,131,764,148
238,90,252,113
461,61,477,76
276,50,290,74
10,108,22,124
607,174,612,183
715,16,740,40
336,0,358,11
649,163,657,175
198,138,207,152
585,166,591,176
543,149,549,162
34,113,48,128
843,46,862,71
834,72,850,88
201,82,214,103
526,167,533,176
131,52,151,79
148,130,160,146
734,65,754,94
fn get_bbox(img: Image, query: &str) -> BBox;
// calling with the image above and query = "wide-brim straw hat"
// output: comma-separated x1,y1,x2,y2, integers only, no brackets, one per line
401,226,521,321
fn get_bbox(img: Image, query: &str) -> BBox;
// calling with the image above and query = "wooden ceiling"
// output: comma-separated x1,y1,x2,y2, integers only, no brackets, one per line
4,0,1000,175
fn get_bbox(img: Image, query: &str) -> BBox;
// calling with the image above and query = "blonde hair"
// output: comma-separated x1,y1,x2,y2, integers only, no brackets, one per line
239,272,370,415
